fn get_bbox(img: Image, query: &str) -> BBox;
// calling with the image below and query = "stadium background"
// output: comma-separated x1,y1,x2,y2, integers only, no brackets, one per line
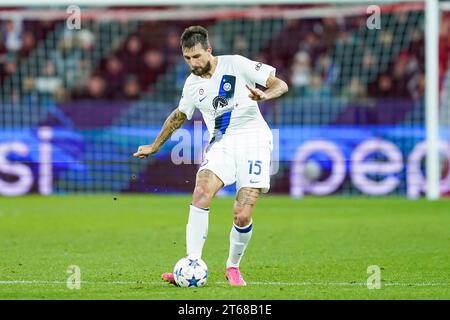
1,1,450,301
0,1,449,198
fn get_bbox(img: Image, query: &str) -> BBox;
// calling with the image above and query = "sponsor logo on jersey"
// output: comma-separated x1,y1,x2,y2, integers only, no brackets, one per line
255,62,262,71
212,96,228,110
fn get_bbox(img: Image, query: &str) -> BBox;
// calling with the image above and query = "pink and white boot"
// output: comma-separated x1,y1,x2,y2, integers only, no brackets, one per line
225,267,247,286
161,272,176,285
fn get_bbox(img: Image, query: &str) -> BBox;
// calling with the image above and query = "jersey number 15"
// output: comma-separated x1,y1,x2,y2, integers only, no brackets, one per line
248,160,262,175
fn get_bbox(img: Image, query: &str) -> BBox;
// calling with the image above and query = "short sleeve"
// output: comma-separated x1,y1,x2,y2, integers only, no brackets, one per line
234,55,276,87
178,85,195,120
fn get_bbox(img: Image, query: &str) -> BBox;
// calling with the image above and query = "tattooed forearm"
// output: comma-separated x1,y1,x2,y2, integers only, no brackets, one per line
236,187,261,207
154,108,187,148
264,75,289,100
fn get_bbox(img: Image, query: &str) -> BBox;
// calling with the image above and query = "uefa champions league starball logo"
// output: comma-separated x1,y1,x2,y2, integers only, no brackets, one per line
223,82,231,91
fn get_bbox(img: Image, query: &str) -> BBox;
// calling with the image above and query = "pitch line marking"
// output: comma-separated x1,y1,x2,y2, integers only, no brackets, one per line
0,280,449,287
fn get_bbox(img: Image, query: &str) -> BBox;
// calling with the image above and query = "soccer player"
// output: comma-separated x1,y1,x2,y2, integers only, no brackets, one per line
133,26,288,286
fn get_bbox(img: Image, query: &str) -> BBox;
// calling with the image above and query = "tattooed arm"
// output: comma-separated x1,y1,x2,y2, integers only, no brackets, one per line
246,75,289,101
133,108,187,158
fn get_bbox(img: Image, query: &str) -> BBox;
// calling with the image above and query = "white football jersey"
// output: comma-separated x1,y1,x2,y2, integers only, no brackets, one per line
178,55,276,142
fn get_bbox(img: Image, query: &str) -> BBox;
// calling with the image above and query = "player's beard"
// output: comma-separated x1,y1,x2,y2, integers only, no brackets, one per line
191,61,212,76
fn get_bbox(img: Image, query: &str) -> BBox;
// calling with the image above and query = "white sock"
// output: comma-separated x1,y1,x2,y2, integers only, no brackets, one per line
226,220,253,268
186,204,209,260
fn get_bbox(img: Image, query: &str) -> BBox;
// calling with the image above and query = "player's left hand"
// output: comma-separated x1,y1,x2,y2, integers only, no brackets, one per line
246,84,267,101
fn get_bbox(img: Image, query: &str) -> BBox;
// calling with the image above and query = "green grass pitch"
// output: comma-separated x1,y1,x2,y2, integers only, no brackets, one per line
0,195,449,300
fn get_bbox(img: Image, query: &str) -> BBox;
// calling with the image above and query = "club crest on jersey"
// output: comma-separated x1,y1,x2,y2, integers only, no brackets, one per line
199,88,204,95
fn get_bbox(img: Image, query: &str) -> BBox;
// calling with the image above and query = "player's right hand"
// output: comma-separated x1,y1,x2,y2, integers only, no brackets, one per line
133,144,159,159
246,84,267,101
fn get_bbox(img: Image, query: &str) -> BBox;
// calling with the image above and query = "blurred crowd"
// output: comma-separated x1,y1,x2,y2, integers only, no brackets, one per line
257,14,430,102
0,18,54,80
1,11,450,104
70,28,179,101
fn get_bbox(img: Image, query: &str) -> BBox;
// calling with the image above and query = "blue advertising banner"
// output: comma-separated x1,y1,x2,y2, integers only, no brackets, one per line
0,126,449,197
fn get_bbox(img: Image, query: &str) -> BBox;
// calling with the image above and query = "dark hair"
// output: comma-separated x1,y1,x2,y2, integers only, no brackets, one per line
180,26,210,49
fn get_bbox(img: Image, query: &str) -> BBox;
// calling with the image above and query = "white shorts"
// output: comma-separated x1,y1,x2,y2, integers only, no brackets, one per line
198,129,273,193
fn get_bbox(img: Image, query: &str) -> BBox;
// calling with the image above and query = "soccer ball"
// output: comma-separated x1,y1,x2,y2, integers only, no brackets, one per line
173,257,208,288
